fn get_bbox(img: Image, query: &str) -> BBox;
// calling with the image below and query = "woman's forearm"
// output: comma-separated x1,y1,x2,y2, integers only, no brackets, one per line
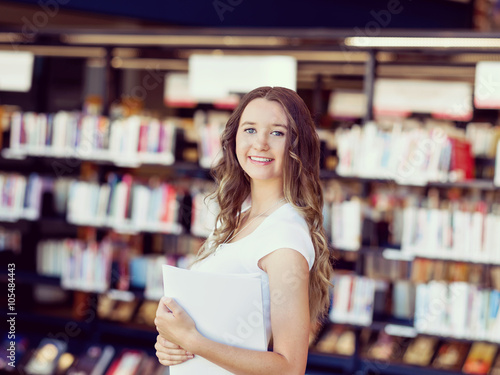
185,332,306,375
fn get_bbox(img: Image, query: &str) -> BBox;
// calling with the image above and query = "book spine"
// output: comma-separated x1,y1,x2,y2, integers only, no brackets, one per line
495,140,500,186
9,112,22,150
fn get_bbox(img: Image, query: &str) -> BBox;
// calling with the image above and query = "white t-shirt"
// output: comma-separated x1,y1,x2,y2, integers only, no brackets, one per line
191,203,315,344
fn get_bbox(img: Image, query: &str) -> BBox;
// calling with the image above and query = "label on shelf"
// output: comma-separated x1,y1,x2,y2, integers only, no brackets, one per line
0,51,34,92
328,91,367,119
189,55,297,101
1,148,27,160
385,324,417,338
164,72,197,108
374,79,473,121
382,248,414,261
108,289,135,302
475,61,500,109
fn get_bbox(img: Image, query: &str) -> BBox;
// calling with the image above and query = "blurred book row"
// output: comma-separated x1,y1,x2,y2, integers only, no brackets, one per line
36,236,199,294
3,112,500,183
2,172,499,262
333,120,500,185
310,325,500,375
0,172,217,236
1,336,167,375
32,234,500,344
414,281,500,342
2,110,228,168
0,226,21,252
328,258,500,337
326,185,500,263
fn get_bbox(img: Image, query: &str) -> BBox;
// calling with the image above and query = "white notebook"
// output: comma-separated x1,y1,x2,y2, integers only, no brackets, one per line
162,265,267,375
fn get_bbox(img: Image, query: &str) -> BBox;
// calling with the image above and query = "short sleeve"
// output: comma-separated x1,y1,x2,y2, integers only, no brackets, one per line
252,214,315,270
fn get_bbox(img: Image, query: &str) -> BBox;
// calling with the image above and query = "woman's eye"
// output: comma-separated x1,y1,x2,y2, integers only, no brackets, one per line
244,128,256,134
271,131,285,137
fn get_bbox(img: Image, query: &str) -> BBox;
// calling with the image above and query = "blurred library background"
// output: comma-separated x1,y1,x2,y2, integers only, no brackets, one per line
1,0,500,374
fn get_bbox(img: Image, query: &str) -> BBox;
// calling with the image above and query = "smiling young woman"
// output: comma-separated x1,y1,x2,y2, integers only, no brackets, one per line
155,86,334,375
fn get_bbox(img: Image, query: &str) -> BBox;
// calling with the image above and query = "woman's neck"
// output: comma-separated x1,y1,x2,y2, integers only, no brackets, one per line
248,180,285,216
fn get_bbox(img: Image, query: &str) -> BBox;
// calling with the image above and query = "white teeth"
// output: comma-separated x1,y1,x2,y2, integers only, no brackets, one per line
250,156,272,162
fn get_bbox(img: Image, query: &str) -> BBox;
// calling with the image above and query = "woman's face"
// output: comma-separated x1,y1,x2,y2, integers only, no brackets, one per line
236,98,288,184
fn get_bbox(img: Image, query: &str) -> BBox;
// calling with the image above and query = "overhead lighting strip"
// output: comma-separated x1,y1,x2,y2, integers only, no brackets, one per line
345,37,500,49
0,33,24,43
62,34,288,47
177,49,369,62
0,45,106,57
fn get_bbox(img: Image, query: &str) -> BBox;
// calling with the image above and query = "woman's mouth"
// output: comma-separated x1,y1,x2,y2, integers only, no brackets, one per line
249,156,273,164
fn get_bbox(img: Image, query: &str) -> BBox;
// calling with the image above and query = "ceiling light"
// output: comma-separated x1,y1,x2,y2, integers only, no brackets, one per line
451,53,500,63
377,65,475,78
345,37,500,49
62,34,288,47
0,33,24,43
177,49,369,62
299,63,366,76
112,58,188,70
112,48,139,58
0,45,106,57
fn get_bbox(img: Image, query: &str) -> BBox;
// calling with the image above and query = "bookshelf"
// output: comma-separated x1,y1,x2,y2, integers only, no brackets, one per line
1,27,500,375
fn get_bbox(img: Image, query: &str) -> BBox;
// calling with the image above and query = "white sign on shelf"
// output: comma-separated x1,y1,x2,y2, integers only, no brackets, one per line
474,61,500,109
164,73,197,107
385,324,417,338
0,51,34,92
189,55,297,101
374,78,473,120
328,91,367,119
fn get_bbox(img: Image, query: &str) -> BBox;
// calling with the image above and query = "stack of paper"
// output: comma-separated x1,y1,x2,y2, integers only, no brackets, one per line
162,265,267,375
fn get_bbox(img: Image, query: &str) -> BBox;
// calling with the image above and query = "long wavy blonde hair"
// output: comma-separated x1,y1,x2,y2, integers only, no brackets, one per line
194,86,333,324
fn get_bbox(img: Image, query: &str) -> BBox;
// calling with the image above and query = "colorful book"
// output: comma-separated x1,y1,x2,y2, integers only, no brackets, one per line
66,345,114,375
23,338,67,375
462,342,497,374
402,336,438,366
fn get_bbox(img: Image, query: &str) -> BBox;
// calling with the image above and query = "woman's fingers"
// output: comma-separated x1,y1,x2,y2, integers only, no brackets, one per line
155,335,194,366
160,337,182,349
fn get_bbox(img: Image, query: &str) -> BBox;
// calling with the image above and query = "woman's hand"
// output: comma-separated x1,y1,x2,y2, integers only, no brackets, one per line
154,297,199,351
155,335,194,366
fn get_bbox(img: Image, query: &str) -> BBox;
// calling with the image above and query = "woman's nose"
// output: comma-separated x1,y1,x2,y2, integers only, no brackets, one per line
253,134,269,151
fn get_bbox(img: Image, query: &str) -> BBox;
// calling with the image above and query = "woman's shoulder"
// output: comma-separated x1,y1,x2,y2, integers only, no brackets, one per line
261,203,311,241
270,203,309,227
258,203,315,268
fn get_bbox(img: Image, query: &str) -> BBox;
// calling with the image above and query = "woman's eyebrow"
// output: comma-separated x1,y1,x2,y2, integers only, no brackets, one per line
272,123,288,129
240,121,288,128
